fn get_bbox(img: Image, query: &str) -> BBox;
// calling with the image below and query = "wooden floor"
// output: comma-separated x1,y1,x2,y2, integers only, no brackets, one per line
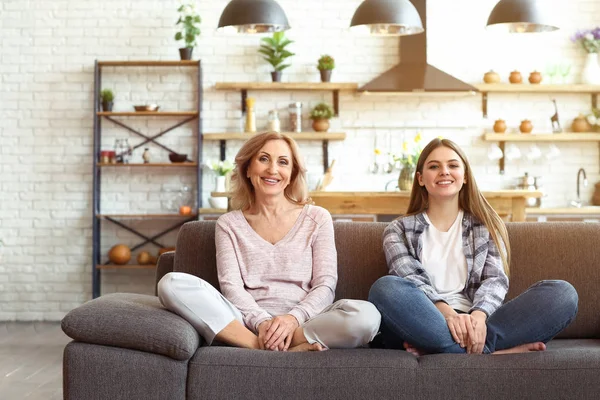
0,322,69,400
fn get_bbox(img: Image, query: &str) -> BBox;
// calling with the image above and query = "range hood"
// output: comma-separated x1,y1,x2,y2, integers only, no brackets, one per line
359,0,477,94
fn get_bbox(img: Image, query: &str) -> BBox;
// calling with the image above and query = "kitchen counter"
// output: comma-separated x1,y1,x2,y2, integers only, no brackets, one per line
525,207,600,215
211,190,543,222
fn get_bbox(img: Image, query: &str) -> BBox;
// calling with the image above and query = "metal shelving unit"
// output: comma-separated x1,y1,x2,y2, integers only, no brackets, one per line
92,60,203,298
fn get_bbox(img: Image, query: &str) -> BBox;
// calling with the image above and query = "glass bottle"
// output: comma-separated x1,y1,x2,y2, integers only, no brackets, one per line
245,97,256,133
267,109,280,132
288,102,302,132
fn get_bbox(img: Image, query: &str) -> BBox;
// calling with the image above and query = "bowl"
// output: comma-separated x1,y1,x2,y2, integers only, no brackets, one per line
133,104,160,112
169,153,188,163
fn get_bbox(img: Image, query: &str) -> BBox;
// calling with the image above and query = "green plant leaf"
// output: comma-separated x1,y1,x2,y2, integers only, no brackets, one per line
276,64,291,71
261,37,276,47
280,50,294,58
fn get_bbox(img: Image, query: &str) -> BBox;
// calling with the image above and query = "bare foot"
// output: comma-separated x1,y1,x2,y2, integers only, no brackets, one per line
493,342,546,355
403,341,427,356
288,342,325,352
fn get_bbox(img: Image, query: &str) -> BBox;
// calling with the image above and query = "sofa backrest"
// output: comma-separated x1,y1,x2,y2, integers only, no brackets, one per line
171,220,599,339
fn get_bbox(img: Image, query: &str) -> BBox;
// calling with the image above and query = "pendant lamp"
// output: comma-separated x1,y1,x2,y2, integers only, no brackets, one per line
218,0,290,34
486,0,559,33
350,0,424,36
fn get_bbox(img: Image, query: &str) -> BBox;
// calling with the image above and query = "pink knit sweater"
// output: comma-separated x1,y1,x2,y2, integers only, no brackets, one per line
215,204,337,333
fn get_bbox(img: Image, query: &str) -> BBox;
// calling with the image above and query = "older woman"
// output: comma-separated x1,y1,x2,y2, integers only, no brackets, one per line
158,132,380,351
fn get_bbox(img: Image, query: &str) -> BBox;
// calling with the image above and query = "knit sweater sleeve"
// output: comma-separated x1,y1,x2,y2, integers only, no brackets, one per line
215,216,272,333
287,207,337,324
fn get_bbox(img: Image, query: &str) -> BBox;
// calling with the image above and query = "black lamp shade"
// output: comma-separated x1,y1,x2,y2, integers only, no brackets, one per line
218,0,290,34
486,0,559,33
350,0,424,36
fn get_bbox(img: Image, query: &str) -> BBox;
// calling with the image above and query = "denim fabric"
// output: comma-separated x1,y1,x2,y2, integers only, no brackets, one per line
369,276,578,354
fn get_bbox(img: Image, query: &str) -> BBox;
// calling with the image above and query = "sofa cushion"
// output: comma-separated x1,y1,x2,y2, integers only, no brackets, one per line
186,347,418,400
61,293,200,361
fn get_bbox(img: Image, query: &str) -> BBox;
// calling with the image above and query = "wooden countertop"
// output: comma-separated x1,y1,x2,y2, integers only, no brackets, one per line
309,190,543,198
526,207,600,215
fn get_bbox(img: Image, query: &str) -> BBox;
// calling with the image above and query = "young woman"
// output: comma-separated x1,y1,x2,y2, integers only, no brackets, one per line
159,132,380,352
369,138,578,355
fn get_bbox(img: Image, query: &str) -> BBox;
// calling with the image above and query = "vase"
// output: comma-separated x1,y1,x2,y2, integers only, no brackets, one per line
581,53,600,84
398,167,414,191
209,176,228,209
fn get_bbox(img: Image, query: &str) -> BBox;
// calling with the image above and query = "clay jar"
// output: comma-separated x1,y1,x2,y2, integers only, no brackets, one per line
509,70,523,84
528,71,542,84
493,119,507,133
519,119,533,134
571,114,593,132
483,70,501,84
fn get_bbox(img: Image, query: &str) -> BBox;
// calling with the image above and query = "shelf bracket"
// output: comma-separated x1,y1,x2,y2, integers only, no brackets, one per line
241,89,248,114
482,92,488,118
333,90,340,117
322,140,330,174
592,93,598,110
498,141,505,175
219,140,226,161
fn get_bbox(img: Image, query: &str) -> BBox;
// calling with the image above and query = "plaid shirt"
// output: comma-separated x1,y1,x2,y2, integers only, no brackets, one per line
383,211,509,317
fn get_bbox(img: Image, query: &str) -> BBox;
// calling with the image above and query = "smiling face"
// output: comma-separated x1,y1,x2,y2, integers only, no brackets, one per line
417,145,466,201
246,139,293,198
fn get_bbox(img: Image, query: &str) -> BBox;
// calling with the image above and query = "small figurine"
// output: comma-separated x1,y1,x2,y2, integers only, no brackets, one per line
550,99,563,133
142,148,151,163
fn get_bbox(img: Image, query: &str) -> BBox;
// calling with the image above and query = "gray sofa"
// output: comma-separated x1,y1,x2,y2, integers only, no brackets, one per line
62,221,600,400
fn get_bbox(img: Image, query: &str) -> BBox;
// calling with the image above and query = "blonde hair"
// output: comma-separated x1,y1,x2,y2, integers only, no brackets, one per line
229,131,312,210
406,138,511,275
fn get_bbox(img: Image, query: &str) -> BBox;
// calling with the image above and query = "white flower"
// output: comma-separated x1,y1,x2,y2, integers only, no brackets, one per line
585,33,594,41
587,115,597,125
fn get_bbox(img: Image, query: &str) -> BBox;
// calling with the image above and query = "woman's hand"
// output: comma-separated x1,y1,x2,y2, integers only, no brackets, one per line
257,320,272,350
435,302,474,349
468,311,487,354
264,314,299,351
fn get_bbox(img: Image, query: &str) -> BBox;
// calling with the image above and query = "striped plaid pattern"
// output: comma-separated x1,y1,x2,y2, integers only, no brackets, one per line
382,212,509,317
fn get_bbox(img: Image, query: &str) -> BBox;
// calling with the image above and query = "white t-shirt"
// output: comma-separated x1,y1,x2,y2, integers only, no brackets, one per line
420,210,472,312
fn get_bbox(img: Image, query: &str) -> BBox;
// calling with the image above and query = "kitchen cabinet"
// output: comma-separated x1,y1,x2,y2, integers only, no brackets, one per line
483,133,600,174
92,60,202,298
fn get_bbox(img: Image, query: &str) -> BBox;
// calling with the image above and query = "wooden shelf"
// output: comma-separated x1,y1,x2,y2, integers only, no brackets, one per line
475,83,600,93
98,162,197,167
97,213,197,219
203,132,347,141
97,264,156,270
215,82,358,91
198,208,227,214
98,60,200,67
98,111,198,117
484,133,600,142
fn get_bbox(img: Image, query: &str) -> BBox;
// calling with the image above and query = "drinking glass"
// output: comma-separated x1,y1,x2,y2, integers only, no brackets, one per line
558,64,571,84
545,64,557,84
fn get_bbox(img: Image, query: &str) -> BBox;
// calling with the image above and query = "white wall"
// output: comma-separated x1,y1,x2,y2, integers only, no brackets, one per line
0,0,599,320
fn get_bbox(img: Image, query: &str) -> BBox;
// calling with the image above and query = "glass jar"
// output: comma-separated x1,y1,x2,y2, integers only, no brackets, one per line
267,109,280,132
288,102,302,133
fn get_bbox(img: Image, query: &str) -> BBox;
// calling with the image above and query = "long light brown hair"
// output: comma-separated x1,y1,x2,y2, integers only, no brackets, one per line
229,131,312,210
406,138,510,275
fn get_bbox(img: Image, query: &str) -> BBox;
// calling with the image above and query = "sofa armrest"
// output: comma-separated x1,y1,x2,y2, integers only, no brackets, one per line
61,293,201,361
155,251,175,296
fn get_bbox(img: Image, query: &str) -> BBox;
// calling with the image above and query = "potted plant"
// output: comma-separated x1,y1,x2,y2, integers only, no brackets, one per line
393,133,423,191
174,2,201,60
309,102,334,132
204,160,234,209
259,32,295,82
317,55,335,82
100,89,114,112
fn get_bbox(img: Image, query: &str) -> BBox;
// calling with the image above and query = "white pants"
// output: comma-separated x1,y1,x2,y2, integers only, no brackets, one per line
158,272,381,349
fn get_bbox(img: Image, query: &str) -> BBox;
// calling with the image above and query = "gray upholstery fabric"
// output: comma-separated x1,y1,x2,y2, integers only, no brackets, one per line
505,222,600,339
63,341,188,400
61,293,201,360
155,251,175,296
187,347,418,400
417,339,600,399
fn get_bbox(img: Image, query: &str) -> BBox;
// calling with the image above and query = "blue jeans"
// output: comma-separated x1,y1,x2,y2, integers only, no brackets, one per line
368,276,578,354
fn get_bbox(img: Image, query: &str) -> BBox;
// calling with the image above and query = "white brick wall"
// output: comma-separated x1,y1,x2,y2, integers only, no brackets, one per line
0,0,599,320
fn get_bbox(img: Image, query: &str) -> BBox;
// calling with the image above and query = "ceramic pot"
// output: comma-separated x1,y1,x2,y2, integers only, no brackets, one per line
101,101,113,112
509,70,523,84
519,119,533,134
483,70,501,84
493,119,507,133
571,114,593,132
179,47,193,60
397,167,414,191
312,118,330,132
271,71,282,82
319,70,332,82
528,71,542,84
209,176,228,209
581,53,600,84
